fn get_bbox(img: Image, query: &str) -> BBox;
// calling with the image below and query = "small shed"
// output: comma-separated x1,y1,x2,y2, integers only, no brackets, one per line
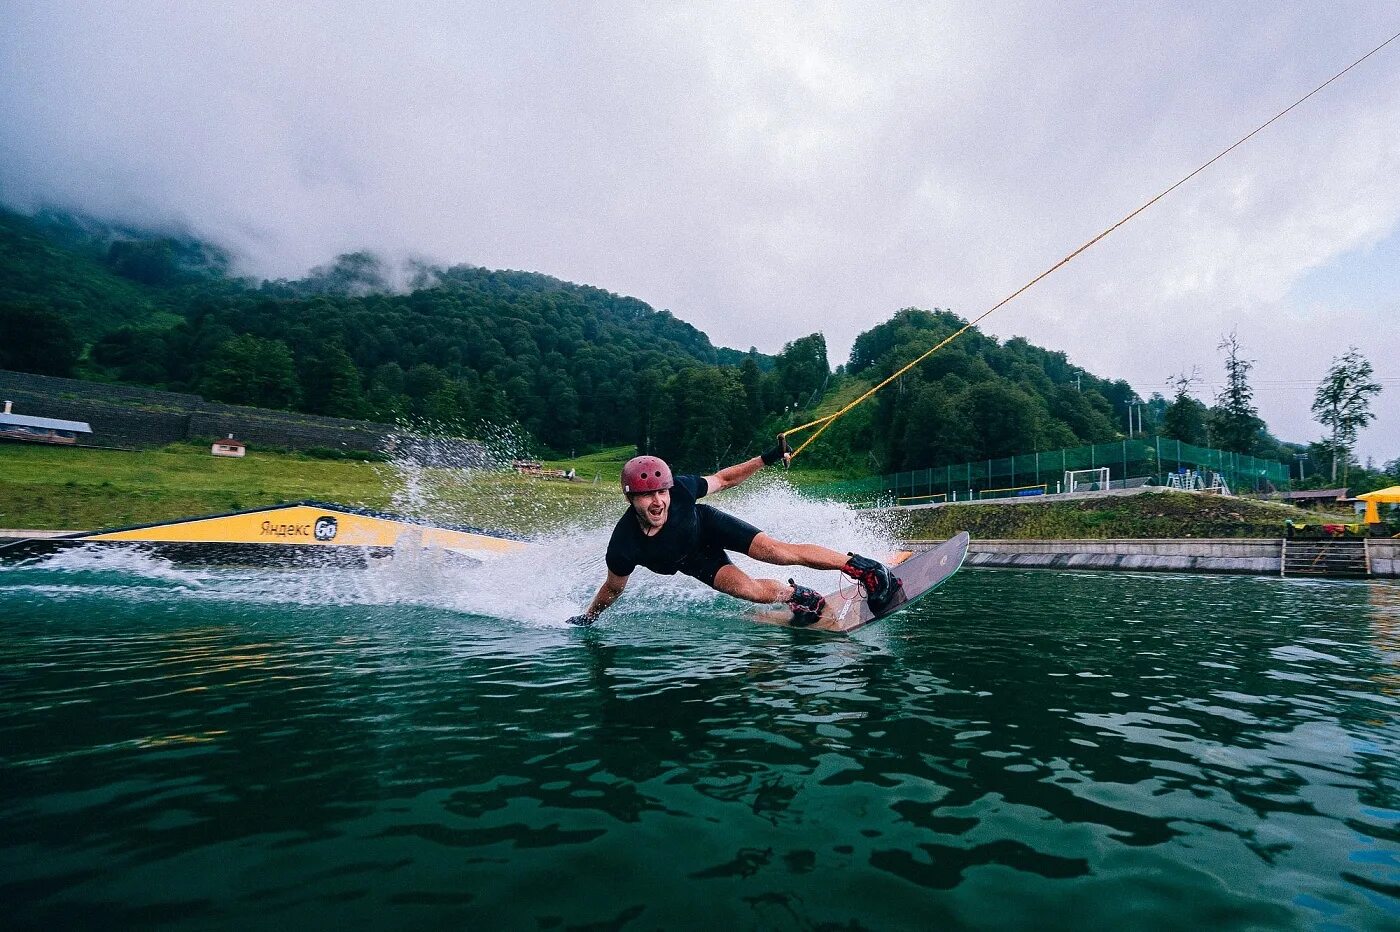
212,434,247,458
1279,488,1350,511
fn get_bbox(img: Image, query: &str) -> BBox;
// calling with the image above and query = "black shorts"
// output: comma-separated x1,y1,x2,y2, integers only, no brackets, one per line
675,504,762,586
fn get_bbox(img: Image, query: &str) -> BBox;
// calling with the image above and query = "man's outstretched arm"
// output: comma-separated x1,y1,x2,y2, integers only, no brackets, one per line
704,436,790,493
567,570,629,626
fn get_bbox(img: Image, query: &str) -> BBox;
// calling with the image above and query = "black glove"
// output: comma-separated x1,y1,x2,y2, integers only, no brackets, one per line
761,435,791,467
565,614,596,627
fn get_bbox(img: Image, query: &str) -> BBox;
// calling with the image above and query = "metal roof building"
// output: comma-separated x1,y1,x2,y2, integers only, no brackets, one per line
0,412,93,433
0,401,92,443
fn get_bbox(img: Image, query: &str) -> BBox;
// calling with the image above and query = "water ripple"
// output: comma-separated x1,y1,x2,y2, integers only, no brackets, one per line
2,556,1398,928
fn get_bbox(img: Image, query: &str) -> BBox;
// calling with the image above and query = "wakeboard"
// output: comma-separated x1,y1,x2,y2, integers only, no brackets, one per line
755,531,970,633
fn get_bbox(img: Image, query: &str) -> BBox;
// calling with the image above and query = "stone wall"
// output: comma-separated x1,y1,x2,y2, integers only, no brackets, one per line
904,537,1400,578
1369,541,1400,578
0,369,484,462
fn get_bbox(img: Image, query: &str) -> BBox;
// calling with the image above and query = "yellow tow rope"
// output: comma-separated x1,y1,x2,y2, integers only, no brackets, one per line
782,29,1400,463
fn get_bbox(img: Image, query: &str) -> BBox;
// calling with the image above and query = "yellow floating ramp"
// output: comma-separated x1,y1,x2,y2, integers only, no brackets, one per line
0,500,528,565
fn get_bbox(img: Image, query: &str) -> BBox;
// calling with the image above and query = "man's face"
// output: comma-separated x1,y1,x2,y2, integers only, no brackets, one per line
629,488,670,530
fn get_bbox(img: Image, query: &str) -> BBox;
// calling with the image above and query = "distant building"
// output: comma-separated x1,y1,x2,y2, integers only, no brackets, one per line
211,434,247,458
1280,488,1350,510
511,459,579,481
0,400,92,445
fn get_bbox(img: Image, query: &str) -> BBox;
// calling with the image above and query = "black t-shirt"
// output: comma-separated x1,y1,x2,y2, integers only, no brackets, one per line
605,474,707,576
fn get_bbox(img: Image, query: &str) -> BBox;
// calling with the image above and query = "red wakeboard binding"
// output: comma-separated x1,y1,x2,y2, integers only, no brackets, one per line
785,580,827,627
842,553,901,614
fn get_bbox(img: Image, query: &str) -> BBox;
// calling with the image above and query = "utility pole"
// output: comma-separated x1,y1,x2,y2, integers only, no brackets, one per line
1126,400,1143,437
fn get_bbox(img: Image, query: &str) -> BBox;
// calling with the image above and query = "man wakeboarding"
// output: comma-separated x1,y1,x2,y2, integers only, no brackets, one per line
566,440,900,627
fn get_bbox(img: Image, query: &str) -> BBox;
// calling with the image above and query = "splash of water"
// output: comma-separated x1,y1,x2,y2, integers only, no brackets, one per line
363,474,905,625
3,425,904,628
375,418,530,517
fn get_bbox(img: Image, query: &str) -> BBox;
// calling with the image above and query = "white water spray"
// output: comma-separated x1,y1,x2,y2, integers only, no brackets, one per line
3,428,903,627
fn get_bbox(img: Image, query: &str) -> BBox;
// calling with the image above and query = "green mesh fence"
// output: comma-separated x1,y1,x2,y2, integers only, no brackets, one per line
807,436,1293,505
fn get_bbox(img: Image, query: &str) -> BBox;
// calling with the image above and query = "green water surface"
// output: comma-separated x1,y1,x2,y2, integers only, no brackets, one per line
2,561,1397,930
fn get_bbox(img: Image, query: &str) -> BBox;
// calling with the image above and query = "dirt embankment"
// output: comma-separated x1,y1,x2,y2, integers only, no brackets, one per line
896,490,1340,540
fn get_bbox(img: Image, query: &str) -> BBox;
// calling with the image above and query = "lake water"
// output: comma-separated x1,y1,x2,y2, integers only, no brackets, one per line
2,489,1398,930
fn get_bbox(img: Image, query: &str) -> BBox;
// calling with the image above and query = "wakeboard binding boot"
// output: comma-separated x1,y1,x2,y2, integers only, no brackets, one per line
842,553,901,614
786,580,827,627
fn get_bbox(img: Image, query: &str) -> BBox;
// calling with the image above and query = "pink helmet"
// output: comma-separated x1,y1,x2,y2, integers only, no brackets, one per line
621,455,673,495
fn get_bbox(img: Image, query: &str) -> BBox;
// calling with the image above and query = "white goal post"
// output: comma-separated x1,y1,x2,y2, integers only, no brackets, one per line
1064,467,1110,493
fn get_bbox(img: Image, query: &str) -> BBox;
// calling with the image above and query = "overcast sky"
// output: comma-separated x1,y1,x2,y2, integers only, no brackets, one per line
3,1,1397,462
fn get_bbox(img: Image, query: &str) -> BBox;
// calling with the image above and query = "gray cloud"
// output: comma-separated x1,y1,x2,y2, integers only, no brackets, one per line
2,1,1397,458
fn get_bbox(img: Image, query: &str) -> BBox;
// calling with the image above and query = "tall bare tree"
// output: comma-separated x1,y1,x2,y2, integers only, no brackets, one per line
1212,331,1262,453
1312,347,1382,484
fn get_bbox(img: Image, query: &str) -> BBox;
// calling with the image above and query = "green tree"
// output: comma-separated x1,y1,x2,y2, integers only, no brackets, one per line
740,353,765,421
899,384,973,468
1163,369,1207,444
370,362,406,394
544,378,582,453
774,333,829,410
656,367,748,470
632,368,667,453
106,239,180,286
957,382,1046,460
1211,331,1263,453
300,340,364,417
364,385,410,424
1312,347,1382,484
0,304,81,376
421,383,472,426
90,326,172,384
1048,385,1117,443
404,363,448,401
200,335,301,409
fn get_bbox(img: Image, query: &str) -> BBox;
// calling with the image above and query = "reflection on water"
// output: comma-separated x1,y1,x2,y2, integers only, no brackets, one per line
1,555,1397,930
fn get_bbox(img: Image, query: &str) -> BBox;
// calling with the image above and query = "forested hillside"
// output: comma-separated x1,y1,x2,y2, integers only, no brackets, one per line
2,207,1189,475
860,309,1135,466
0,209,817,465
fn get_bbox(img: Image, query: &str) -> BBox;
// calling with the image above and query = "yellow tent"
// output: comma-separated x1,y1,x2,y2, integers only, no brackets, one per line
1357,486,1400,524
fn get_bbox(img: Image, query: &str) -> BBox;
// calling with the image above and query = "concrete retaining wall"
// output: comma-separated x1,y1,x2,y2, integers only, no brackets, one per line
1371,541,1400,578
904,538,1400,578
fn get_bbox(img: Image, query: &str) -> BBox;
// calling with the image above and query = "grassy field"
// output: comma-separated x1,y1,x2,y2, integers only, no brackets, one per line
545,446,857,490
0,441,853,534
0,442,617,535
898,490,1335,540
0,442,1336,540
